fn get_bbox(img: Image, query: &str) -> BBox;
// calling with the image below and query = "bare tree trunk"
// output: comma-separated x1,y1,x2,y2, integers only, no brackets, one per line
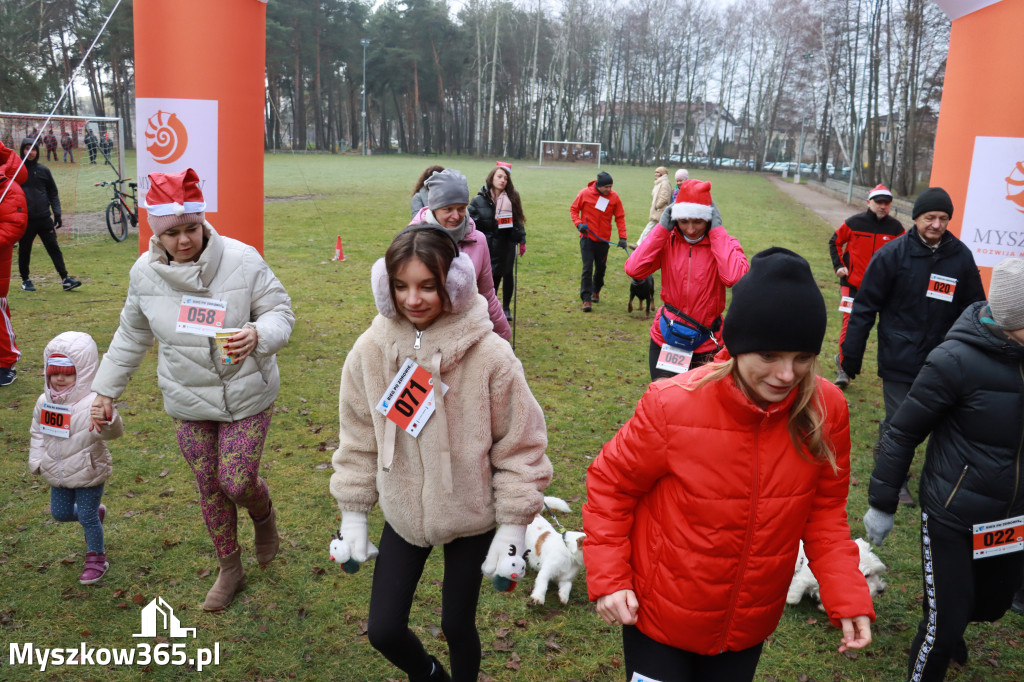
486,8,500,156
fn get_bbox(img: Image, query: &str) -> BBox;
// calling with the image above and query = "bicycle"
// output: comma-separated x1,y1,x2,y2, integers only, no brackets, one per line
95,177,138,242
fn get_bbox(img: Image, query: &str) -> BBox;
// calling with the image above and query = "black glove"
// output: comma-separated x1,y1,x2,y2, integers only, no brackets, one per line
577,223,587,233
840,355,861,379
617,238,628,250
53,214,62,229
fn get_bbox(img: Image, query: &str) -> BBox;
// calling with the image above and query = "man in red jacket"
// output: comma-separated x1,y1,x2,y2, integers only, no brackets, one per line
0,140,29,386
570,171,627,312
828,184,904,388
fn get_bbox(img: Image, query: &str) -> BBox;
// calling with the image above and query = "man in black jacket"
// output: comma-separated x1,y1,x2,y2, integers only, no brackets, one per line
841,187,985,505
18,138,80,292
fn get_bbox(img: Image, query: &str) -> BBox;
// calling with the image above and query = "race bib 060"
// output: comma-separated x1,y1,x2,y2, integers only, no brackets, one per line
40,401,73,438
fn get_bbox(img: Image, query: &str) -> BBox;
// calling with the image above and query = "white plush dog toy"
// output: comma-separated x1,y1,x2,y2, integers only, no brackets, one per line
786,538,887,609
524,496,586,605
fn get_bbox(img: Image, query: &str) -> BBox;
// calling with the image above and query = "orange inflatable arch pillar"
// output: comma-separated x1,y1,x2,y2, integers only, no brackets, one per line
133,0,267,254
930,0,1024,291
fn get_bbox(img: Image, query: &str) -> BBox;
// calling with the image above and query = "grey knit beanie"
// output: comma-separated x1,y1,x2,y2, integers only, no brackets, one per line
425,169,470,210
989,258,1024,330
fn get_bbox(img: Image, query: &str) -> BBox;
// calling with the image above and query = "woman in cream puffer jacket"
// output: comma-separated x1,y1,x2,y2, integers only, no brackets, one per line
91,168,295,612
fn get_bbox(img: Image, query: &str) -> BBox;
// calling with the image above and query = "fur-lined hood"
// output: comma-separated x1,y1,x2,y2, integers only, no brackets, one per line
369,252,478,324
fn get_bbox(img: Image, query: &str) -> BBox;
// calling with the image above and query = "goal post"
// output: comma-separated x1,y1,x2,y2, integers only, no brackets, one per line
539,140,602,167
0,112,127,246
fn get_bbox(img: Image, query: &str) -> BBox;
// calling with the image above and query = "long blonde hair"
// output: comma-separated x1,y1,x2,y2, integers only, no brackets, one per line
683,357,837,472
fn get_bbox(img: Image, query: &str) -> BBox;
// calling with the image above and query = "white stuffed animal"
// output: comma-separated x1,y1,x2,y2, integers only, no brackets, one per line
524,496,586,605
492,553,527,592
329,530,361,574
786,538,887,609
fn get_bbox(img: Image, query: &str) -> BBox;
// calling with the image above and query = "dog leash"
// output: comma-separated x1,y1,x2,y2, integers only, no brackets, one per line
579,225,627,250
541,501,569,538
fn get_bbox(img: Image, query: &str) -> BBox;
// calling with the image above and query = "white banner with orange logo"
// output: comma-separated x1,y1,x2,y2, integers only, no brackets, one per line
958,137,1024,266
136,99,219,212
930,0,1024,290
134,0,266,253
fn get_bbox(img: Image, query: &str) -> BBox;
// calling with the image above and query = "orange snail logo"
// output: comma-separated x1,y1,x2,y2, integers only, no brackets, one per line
144,110,189,165
1006,161,1024,214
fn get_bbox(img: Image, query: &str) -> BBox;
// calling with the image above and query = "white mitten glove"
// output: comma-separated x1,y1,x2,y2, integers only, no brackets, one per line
863,506,895,546
481,524,527,578
340,511,380,563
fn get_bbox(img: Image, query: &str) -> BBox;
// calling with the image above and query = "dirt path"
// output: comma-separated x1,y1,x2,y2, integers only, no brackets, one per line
768,176,856,230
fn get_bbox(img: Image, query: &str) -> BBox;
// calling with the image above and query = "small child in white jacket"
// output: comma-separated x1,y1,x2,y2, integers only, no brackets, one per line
29,331,123,584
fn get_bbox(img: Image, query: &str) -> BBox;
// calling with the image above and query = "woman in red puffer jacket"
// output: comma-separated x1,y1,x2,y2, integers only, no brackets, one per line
0,140,28,384
585,248,874,681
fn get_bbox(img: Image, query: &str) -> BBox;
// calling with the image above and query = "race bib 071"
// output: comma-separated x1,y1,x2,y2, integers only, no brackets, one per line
376,358,449,437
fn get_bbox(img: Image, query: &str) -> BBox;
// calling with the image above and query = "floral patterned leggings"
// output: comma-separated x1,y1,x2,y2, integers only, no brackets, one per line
173,407,273,558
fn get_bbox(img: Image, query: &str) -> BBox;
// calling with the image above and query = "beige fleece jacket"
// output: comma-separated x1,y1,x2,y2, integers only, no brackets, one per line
330,291,551,548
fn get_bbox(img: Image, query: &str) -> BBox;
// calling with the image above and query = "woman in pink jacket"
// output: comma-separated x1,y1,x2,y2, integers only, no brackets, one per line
409,168,512,340
625,180,748,381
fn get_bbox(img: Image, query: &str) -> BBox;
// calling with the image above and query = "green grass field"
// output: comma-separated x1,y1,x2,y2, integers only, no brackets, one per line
2,154,1020,681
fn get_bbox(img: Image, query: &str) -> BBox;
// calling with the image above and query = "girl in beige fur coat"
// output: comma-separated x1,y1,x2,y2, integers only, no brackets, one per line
330,226,551,682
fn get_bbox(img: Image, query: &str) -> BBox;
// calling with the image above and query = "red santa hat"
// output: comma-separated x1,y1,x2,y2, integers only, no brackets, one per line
496,161,512,172
46,353,76,376
671,179,714,223
867,184,893,201
143,168,206,235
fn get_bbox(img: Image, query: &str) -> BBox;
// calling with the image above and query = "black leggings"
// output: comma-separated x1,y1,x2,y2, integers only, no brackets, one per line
367,522,494,682
907,512,1024,681
623,625,763,682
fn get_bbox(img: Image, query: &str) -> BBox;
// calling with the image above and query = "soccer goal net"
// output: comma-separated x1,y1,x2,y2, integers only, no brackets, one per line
1,112,126,248
539,140,602,167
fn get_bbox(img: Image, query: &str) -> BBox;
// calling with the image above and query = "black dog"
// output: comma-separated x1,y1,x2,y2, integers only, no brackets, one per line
628,276,654,317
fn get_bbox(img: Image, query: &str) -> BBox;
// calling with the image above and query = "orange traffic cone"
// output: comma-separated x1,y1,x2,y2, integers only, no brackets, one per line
332,235,345,261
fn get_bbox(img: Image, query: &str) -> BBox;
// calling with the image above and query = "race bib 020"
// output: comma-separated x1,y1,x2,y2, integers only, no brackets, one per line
926,273,957,303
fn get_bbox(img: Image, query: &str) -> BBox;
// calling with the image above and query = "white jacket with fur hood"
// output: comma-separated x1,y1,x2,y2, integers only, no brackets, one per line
30,332,123,488
330,252,552,548
92,224,294,422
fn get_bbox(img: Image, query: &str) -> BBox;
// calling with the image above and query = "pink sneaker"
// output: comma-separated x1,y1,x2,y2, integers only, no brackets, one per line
80,551,108,585
98,504,106,524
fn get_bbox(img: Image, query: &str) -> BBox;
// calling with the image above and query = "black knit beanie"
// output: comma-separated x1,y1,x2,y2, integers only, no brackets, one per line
912,187,954,220
596,171,613,187
722,247,827,355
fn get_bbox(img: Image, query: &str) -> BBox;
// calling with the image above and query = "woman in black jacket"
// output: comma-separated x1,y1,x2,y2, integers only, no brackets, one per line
467,163,525,320
864,257,1024,682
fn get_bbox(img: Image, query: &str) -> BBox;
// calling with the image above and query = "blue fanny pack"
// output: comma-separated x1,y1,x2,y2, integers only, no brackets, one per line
658,304,719,352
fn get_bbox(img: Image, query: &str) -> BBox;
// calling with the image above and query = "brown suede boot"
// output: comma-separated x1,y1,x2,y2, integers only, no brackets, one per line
253,504,279,566
203,548,246,611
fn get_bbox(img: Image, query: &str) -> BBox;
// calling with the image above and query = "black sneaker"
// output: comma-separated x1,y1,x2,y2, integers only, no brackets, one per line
20,279,35,292
1011,588,1024,615
62,276,81,291
0,367,16,386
